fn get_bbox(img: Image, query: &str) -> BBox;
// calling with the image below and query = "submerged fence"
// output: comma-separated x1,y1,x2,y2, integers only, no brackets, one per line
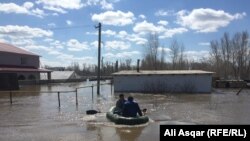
3,82,113,108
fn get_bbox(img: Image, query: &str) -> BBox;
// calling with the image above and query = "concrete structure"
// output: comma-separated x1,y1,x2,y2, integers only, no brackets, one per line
113,70,214,93
0,42,51,81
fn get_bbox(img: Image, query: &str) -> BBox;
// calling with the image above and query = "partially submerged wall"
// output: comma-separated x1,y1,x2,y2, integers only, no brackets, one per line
0,73,19,90
113,73,213,93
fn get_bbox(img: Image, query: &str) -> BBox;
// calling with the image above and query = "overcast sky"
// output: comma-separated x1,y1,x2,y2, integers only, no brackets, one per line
0,0,249,67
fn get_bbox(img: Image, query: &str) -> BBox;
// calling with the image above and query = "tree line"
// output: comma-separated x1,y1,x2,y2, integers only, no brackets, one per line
141,31,250,80
210,31,250,79
44,59,135,76
45,31,250,80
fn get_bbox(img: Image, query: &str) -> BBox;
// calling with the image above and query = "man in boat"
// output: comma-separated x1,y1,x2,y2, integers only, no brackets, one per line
122,96,142,117
115,94,126,115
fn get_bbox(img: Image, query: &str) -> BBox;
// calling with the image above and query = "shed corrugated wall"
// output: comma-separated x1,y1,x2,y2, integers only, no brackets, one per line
113,72,213,93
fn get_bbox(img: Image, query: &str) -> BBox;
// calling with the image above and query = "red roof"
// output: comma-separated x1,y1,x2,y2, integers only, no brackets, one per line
0,67,52,73
0,42,39,56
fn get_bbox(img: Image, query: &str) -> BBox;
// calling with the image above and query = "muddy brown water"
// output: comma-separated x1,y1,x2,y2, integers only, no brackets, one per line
0,81,250,141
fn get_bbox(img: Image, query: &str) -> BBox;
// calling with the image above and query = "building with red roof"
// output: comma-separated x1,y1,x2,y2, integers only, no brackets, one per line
0,42,51,81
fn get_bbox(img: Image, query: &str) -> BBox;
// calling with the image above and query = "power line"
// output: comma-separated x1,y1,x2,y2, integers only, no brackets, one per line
45,24,94,31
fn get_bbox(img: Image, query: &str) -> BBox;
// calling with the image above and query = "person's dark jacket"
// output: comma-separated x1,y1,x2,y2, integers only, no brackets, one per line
122,101,142,117
116,99,126,110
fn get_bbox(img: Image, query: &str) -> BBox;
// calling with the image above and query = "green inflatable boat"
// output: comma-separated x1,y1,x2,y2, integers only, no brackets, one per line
106,106,149,125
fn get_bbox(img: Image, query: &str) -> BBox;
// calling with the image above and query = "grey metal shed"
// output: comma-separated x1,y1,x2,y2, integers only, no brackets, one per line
112,70,214,93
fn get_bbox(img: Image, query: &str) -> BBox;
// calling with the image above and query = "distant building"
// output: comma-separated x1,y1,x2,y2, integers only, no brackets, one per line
45,67,65,71
40,71,80,81
113,70,214,93
0,42,51,82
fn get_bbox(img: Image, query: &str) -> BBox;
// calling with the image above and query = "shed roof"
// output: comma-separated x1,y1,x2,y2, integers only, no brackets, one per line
0,42,39,56
113,70,214,76
40,71,80,80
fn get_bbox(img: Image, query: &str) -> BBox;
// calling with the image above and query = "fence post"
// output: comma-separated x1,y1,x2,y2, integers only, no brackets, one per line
9,91,12,104
91,84,94,102
58,92,61,108
110,83,113,95
75,88,78,106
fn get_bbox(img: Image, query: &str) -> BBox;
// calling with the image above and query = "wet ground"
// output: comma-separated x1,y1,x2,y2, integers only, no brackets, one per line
0,81,250,141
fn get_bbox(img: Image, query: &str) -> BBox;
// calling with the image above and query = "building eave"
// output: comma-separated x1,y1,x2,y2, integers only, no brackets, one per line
0,67,52,73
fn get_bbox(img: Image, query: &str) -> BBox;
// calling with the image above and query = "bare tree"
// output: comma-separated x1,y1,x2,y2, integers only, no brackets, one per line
160,47,166,70
66,62,80,73
169,39,186,70
210,40,221,77
210,31,250,79
220,32,233,79
142,33,160,70
238,31,249,79
178,43,186,69
230,31,250,79
125,59,132,70
169,39,179,69
232,33,241,78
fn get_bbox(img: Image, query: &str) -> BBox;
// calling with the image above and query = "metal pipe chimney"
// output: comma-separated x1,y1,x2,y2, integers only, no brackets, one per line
137,59,140,72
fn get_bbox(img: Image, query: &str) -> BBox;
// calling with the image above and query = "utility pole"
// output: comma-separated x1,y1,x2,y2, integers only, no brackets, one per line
101,57,104,75
95,23,101,95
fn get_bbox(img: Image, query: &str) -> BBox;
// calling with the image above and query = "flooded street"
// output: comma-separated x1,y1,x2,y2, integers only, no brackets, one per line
0,81,250,141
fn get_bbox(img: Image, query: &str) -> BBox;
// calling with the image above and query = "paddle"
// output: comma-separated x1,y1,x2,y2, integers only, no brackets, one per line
236,80,249,95
236,87,243,95
86,110,100,115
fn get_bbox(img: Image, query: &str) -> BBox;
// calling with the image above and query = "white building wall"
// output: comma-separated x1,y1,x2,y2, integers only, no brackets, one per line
114,74,212,93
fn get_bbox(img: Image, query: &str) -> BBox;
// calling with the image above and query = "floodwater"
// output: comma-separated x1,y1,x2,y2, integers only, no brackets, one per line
0,81,250,141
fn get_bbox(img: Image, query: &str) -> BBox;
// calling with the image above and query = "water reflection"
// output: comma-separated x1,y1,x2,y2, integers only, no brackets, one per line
116,127,144,141
85,122,146,141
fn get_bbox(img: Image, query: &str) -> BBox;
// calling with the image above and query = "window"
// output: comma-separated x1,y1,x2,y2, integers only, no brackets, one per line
20,57,27,65
18,75,25,80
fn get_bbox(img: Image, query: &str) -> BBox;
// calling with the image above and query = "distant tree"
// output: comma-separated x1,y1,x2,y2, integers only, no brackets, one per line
232,31,249,79
160,47,166,70
209,31,250,79
178,42,186,69
169,39,187,70
220,32,232,79
66,62,80,74
118,59,132,71
210,40,221,77
125,59,132,70
141,33,161,70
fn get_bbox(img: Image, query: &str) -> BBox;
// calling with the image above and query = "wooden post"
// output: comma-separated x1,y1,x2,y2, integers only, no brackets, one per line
91,85,94,102
57,92,61,108
110,83,113,95
75,88,78,106
9,91,12,104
